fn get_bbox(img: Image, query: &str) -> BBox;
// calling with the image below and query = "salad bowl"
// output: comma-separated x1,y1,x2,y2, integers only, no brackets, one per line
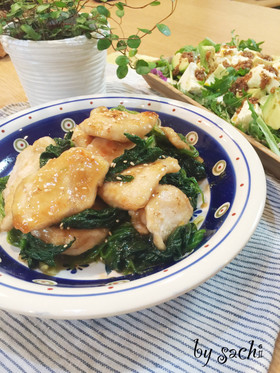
0,94,266,319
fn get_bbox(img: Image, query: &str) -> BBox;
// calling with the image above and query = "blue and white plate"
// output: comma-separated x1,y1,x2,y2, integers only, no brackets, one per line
0,95,266,319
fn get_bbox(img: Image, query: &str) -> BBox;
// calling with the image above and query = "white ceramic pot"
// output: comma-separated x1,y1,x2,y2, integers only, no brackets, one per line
1,35,107,106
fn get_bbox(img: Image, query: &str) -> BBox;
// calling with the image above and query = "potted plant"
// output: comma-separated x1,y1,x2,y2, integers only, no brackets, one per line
0,0,177,106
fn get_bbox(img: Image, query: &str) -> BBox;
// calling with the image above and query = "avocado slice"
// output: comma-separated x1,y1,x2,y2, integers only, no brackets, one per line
199,45,216,73
172,53,181,70
171,52,189,76
261,89,280,130
248,88,266,100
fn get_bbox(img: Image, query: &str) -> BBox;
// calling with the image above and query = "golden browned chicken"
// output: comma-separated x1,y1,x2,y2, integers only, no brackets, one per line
87,137,134,163
162,126,192,150
99,157,180,211
79,106,159,142
140,184,193,250
31,227,109,256
162,126,204,163
0,136,55,232
72,125,93,147
12,147,109,233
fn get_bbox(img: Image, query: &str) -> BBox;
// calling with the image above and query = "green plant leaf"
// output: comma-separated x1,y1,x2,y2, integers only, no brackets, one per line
150,1,161,5
138,28,152,34
36,4,50,13
108,33,119,41
129,48,138,57
54,1,67,8
117,64,129,79
97,5,110,18
156,23,171,36
97,37,111,50
116,9,124,18
115,2,124,10
10,3,22,13
115,55,129,66
20,25,41,40
127,35,141,49
135,59,151,75
116,40,127,51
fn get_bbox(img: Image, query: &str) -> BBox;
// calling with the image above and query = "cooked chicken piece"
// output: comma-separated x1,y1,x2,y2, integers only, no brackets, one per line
79,106,159,142
162,126,192,150
162,126,204,163
0,136,55,232
99,157,180,211
31,227,109,256
141,184,193,250
129,210,149,234
12,147,109,233
87,137,134,164
72,125,93,147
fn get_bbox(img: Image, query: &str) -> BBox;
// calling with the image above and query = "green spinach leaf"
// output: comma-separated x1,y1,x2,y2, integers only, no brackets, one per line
39,133,74,167
0,175,9,219
61,207,129,229
105,133,163,181
160,169,203,209
82,222,205,275
8,228,74,269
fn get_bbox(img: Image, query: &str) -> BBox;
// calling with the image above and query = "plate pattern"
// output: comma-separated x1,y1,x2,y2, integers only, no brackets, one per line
0,95,265,319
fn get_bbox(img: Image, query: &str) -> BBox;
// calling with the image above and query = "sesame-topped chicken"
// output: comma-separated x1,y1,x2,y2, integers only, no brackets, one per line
78,106,159,142
12,147,109,233
137,185,194,250
0,136,55,232
0,106,206,274
99,157,180,211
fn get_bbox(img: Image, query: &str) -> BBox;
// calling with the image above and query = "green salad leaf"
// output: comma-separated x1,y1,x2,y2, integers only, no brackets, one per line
248,102,280,156
61,207,129,229
150,126,206,180
81,222,205,275
160,169,203,209
105,132,163,181
0,176,9,219
39,132,74,167
8,229,74,269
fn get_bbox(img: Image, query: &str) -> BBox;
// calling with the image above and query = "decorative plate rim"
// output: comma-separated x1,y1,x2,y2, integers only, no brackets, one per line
0,94,266,319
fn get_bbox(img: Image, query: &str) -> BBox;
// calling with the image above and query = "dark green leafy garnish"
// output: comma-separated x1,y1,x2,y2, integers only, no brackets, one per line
80,222,205,275
39,133,74,167
61,207,129,229
160,169,203,209
149,126,206,180
105,132,163,181
8,228,74,269
0,175,9,219
110,105,138,114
